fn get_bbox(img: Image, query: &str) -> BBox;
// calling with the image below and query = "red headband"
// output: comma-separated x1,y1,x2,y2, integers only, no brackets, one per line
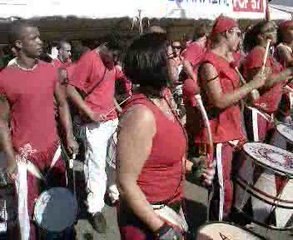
211,15,238,37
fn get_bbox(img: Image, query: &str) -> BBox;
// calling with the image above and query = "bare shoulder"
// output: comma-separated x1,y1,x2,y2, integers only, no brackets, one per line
120,104,155,128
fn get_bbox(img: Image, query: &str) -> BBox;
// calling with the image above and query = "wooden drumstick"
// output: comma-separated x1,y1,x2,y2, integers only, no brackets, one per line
261,39,272,74
105,96,131,117
231,63,260,101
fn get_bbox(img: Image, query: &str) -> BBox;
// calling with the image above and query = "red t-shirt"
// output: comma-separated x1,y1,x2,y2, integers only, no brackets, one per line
182,42,206,67
122,94,186,204
69,50,126,120
195,51,245,143
242,47,284,114
0,61,58,152
52,58,72,69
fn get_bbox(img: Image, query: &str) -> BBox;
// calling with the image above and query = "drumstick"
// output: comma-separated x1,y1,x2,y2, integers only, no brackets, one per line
261,39,271,74
230,62,260,102
104,96,131,117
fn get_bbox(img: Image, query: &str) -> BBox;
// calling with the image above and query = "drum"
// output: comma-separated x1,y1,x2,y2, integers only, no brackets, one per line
197,222,263,240
270,123,293,150
34,187,78,233
234,142,293,229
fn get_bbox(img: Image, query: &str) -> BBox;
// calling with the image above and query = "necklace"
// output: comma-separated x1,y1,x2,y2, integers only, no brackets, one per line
15,59,38,71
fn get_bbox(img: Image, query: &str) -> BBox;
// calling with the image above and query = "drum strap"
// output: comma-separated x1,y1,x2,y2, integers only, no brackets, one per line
246,106,274,142
15,162,30,240
15,145,62,240
215,143,224,221
246,106,274,123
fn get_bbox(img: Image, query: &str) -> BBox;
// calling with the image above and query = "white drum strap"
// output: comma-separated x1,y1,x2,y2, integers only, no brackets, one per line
15,162,30,240
251,108,260,142
14,145,62,240
289,92,293,110
50,145,62,169
215,143,224,221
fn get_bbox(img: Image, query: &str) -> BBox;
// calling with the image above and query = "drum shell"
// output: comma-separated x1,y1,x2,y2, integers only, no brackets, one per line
197,222,263,240
270,124,293,151
33,187,78,233
234,149,293,229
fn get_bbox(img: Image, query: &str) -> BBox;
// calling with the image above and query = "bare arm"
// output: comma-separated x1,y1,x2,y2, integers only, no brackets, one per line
66,85,94,119
54,83,78,155
183,59,197,81
116,105,164,232
247,67,293,89
200,63,265,109
0,95,16,179
277,45,293,67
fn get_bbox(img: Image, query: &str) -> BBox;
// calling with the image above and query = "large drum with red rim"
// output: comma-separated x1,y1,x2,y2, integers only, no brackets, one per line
197,222,263,240
234,142,293,230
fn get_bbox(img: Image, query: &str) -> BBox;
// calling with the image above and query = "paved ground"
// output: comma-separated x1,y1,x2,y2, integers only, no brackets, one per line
73,161,293,240
0,158,292,239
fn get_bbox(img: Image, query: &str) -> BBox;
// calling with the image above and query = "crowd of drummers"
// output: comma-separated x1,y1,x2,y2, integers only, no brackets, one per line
0,14,292,240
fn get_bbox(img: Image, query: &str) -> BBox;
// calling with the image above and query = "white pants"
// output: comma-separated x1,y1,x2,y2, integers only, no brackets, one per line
84,119,118,214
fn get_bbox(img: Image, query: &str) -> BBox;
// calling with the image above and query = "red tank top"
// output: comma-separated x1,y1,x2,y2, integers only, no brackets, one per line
242,47,284,114
195,51,245,143
122,93,187,204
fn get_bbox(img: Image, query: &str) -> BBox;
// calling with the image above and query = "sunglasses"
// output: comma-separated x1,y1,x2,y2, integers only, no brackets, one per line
228,29,242,38
262,27,277,34
172,46,181,49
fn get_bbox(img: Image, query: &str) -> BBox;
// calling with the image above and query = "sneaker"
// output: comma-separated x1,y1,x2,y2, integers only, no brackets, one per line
89,212,107,233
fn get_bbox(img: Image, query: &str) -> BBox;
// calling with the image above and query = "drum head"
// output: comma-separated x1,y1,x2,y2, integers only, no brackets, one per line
197,222,262,240
34,187,78,232
276,124,293,144
243,143,293,176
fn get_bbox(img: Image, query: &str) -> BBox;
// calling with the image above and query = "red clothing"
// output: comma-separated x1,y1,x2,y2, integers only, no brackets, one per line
0,62,58,152
27,142,65,240
242,47,284,114
52,58,71,69
195,51,245,143
122,94,186,204
69,50,127,120
182,42,206,67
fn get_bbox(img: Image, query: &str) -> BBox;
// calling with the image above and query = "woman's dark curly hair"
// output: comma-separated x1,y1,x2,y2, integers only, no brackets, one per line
243,21,269,53
123,32,170,97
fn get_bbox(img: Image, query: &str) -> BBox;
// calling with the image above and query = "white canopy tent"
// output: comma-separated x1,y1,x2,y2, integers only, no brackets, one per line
270,0,293,17
0,0,290,21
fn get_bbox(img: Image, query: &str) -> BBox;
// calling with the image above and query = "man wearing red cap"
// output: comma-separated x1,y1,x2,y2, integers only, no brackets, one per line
195,15,266,220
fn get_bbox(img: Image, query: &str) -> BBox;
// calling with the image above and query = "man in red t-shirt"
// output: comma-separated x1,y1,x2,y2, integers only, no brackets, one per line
181,22,211,83
67,42,128,233
0,21,78,240
52,40,72,69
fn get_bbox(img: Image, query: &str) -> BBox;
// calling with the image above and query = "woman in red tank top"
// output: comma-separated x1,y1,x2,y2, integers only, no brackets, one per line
242,21,293,142
116,33,214,240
